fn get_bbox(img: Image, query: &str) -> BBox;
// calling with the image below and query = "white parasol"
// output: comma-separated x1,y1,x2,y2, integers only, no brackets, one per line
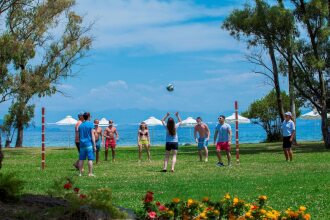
181,117,197,127
55,115,78,147
225,113,250,124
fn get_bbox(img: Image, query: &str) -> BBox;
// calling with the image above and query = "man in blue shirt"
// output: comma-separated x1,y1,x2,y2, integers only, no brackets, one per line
213,115,232,167
281,112,295,161
78,112,96,177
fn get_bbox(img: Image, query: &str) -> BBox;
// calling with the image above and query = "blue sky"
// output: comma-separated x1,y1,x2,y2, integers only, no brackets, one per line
2,0,287,122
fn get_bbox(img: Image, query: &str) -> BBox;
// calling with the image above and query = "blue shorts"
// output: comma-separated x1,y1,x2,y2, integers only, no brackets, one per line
79,146,95,161
198,138,208,150
96,139,101,152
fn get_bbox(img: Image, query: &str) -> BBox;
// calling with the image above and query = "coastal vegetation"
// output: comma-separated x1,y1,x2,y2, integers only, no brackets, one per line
242,90,302,142
222,0,330,148
0,0,92,148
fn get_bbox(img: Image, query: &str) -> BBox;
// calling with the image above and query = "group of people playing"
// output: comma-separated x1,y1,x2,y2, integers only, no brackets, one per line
73,112,119,176
72,110,296,176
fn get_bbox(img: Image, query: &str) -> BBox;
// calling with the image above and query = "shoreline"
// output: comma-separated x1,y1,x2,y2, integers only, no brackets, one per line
2,140,324,149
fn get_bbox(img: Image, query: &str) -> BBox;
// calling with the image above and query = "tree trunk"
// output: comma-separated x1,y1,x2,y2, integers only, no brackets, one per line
321,109,330,148
0,132,3,169
300,0,329,148
5,140,11,148
15,123,23,147
288,55,297,145
268,45,285,121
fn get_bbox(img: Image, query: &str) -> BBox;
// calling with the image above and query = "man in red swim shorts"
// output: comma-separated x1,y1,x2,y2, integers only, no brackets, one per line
213,115,232,167
103,120,119,162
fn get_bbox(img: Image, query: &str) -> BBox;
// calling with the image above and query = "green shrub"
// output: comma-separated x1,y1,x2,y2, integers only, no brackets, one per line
0,172,24,202
86,188,127,219
48,177,127,219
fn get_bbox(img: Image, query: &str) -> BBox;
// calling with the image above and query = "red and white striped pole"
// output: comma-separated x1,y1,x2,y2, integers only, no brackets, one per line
41,107,45,170
235,101,240,164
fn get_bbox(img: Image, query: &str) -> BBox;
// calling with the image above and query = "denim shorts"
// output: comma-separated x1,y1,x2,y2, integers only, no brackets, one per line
197,138,208,150
79,146,95,160
95,139,101,152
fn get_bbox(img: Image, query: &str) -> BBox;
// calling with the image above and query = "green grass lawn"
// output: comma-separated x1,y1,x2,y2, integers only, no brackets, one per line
1,142,330,219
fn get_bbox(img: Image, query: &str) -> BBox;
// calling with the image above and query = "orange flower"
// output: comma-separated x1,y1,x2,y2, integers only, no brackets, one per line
289,211,299,218
172,198,180,203
233,197,239,204
245,212,252,218
229,213,235,220
266,212,274,219
225,193,231,200
260,209,266,215
299,206,307,212
259,195,267,201
187,199,194,206
304,213,311,220
251,205,258,210
202,197,209,202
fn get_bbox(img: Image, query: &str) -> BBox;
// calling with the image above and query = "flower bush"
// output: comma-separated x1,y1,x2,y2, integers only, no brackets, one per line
48,177,127,219
138,192,311,220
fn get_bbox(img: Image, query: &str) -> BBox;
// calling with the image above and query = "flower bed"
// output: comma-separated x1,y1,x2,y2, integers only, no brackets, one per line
138,191,311,220
48,177,128,219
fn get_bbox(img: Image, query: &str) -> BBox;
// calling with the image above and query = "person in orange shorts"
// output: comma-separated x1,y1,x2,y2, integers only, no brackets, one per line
213,115,232,167
103,120,119,162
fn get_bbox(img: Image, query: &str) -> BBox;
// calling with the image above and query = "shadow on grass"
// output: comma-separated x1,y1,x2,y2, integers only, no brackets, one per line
2,149,34,156
50,148,74,151
174,142,329,157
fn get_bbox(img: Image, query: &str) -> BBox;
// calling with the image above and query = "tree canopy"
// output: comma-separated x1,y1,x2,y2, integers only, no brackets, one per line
0,0,92,147
223,0,330,147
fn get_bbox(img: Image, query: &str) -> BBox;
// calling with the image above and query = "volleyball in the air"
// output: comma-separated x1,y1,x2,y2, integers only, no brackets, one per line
166,84,174,92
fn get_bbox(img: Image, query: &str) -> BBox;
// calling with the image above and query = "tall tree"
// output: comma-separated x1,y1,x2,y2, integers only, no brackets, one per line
0,0,92,147
288,0,330,148
222,0,288,121
223,0,330,148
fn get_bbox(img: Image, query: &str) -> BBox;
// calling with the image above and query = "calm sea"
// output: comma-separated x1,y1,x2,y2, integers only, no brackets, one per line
2,119,322,147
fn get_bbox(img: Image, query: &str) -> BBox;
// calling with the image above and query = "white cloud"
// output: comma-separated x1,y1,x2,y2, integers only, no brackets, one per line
96,22,238,53
90,80,128,96
77,0,232,30
85,73,269,113
200,53,246,64
75,0,239,53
